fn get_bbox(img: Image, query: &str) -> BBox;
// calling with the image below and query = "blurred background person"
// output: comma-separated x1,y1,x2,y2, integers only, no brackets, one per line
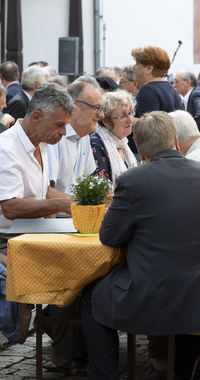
119,65,140,97
95,75,118,94
90,89,137,183
5,65,49,120
0,61,22,105
132,45,183,118
173,70,200,130
129,45,184,160
112,66,123,83
48,76,67,88
0,85,15,131
96,66,117,82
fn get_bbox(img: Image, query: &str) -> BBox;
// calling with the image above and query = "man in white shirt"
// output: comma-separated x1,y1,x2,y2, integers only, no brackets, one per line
0,83,75,252
0,82,76,345
173,70,200,130
47,79,103,195
44,79,104,376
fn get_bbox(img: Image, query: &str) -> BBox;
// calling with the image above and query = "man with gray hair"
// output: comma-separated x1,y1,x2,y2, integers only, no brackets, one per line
0,83,75,344
173,70,200,130
5,65,49,120
0,83,75,248
169,110,200,159
119,65,140,97
96,66,117,82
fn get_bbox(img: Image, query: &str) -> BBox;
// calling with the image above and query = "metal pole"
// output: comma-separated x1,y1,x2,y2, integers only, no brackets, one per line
94,0,100,74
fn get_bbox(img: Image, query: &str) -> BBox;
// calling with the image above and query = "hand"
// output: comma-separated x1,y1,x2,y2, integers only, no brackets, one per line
103,191,113,208
0,253,7,267
0,113,15,127
59,197,77,215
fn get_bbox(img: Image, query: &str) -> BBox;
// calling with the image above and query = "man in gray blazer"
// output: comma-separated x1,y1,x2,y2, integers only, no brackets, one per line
81,111,200,380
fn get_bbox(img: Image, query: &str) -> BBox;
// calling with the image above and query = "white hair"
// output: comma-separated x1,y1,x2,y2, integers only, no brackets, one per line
169,110,200,142
22,65,49,91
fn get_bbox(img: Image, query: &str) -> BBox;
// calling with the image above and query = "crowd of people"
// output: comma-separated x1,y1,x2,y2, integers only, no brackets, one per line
0,45,200,380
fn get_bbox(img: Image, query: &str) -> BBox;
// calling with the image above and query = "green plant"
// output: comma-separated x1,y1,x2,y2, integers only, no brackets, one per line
70,174,112,205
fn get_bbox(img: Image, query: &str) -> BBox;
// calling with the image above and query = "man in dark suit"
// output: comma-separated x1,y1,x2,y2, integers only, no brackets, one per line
5,65,49,120
173,70,200,130
0,61,22,105
81,111,200,380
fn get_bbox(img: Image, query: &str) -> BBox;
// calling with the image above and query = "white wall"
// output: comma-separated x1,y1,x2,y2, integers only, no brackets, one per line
8,0,199,79
99,0,200,77
21,0,70,72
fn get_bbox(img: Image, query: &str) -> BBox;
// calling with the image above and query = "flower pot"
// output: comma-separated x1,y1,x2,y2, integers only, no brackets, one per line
71,203,106,234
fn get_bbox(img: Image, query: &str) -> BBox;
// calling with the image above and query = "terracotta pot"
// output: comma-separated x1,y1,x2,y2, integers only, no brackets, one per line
71,203,106,234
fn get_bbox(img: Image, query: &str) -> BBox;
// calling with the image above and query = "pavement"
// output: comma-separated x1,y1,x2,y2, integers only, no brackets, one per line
0,309,151,379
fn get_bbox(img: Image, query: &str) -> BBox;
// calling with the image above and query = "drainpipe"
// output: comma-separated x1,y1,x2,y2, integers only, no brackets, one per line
94,0,100,74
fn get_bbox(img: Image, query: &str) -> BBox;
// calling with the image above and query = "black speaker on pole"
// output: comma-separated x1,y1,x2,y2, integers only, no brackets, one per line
58,37,79,76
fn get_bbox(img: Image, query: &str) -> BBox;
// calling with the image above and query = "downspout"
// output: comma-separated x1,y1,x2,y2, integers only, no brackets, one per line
94,0,100,74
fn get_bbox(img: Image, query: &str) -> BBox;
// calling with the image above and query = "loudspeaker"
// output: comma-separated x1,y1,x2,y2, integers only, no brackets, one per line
58,37,79,75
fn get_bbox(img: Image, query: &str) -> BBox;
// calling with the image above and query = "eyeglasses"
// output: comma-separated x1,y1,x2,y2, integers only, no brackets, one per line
173,79,181,84
119,80,134,85
111,110,135,120
76,100,104,114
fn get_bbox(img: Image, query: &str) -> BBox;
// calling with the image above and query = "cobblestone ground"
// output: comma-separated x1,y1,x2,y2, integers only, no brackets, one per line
0,323,151,380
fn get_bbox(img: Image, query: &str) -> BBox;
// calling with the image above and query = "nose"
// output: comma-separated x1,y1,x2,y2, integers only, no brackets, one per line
60,125,66,135
98,109,104,118
127,113,134,122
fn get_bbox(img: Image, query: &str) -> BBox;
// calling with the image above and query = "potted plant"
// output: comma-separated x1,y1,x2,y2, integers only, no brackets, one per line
70,174,112,234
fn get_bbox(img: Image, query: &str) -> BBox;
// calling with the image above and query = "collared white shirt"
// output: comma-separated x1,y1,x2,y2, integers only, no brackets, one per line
183,89,193,110
22,90,32,101
47,123,96,194
186,137,200,162
0,120,49,233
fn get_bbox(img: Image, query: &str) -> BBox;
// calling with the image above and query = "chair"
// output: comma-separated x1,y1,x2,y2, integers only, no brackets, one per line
127,334,175,380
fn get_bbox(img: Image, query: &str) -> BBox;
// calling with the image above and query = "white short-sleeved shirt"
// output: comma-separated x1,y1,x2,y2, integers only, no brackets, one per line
47,124,96,194
0,120,49,233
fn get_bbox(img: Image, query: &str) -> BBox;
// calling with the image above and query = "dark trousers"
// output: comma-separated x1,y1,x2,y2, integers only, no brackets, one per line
82,282,200,380
81,282,119,380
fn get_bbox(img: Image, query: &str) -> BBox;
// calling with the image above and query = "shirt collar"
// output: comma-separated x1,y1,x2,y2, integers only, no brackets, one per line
186,137,200,156
15,119,48,154
6,81,19,89
183,88,193,106
65,123,80,140
22,90,32,101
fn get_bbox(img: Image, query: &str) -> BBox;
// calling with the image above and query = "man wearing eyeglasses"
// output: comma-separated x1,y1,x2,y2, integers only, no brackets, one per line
45,78,104,376
119,65,140,97
173,70,200,130
47,79,104,195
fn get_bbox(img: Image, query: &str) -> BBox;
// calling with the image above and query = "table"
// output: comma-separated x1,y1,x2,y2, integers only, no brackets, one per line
6,233,123,380
6,233,123,306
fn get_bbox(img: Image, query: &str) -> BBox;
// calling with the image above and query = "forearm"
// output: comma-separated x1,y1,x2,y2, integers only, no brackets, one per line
0,197,72,220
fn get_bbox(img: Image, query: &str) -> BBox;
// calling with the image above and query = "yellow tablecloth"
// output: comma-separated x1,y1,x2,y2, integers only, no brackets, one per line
6,234,122,307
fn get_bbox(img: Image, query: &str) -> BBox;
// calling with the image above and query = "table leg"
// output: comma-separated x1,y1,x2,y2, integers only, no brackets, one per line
36,304,43,380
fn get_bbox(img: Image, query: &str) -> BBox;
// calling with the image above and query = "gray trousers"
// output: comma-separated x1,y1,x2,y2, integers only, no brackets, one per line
50,297,86,360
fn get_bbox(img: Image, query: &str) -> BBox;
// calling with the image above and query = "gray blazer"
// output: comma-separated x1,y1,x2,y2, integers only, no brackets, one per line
92,150,200,335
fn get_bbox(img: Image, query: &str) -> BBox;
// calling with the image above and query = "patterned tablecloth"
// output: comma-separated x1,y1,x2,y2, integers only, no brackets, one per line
6,234,122,307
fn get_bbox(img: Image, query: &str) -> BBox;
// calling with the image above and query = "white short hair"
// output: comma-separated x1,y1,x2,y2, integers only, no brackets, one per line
169,110,200,142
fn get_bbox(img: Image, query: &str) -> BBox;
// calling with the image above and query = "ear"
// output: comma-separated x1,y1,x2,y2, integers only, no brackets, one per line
146,65,154,75
175,135,180,151
138,148,146,161
32,109,44,123
35,82,41,90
